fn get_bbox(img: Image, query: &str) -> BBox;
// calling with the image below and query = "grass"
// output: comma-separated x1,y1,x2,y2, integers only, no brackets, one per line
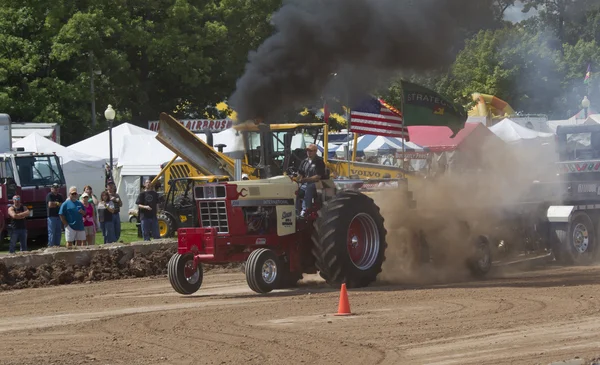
0,222,142,253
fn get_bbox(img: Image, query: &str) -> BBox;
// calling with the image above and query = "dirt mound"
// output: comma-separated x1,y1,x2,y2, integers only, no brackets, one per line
0,247,241,291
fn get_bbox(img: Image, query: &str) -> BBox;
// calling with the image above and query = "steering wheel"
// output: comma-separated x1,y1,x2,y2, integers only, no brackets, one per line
286,166,299,178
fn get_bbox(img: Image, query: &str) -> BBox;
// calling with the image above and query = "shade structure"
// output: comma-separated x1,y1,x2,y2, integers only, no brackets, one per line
328,134,427,158
13,132,106,194
68,122,156,161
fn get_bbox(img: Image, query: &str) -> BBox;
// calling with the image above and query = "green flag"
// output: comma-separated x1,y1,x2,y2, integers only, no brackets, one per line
400,80,466,133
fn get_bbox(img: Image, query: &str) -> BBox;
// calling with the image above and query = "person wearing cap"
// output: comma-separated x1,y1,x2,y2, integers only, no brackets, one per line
295,143,326,217
59,186,86,247
7,195,29,254
81,192,96,246
46,183,64,247
106,180,123,242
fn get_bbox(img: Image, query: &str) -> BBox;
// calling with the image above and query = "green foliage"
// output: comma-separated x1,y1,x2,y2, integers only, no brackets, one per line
1,0,600,144
0,0,281,144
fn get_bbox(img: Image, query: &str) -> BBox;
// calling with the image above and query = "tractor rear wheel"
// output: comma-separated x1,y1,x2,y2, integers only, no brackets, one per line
158,213,175,238
245,248,281,294
168,253,203,295
467,235,492,278
312,191,387,288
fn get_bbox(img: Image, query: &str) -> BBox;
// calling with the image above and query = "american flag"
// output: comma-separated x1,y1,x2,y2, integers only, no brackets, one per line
349,97,408,139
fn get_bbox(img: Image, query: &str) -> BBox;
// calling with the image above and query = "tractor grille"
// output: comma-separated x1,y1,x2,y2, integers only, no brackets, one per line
199,201,229,234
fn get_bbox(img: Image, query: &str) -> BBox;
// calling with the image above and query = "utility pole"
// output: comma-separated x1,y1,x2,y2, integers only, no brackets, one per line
90,52,97,128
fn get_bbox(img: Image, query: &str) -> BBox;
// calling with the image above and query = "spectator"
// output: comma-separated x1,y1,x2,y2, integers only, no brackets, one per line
81,193,96,246
80,185,100,236
46,183,64,247
106,180,123,242
97,191,116,244
136,179,160,241
8,195,29,254
59,186,86,248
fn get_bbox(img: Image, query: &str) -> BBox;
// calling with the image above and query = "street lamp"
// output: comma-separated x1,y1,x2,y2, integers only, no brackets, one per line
582,96,591,119
104,105,116,181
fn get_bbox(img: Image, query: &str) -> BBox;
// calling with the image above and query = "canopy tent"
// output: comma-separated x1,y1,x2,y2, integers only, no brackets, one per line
489,118,554,144
583,114,600,125
114,135,177,222
329,135,427,158
407,123,506,175
13,132,106,194
68,123,156,161
405,126,455,152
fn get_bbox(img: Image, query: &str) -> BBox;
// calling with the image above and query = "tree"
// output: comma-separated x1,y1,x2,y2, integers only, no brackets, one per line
0,0,281,144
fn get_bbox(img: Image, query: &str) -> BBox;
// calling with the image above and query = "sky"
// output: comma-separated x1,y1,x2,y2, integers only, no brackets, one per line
504,1,538,22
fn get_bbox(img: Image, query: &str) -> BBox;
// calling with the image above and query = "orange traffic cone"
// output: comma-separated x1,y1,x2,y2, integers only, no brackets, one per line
334,283,352,316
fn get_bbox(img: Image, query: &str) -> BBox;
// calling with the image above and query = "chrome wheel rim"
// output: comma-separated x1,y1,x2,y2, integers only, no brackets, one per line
572,223,590,254
347,213,380,270
262,259,277,284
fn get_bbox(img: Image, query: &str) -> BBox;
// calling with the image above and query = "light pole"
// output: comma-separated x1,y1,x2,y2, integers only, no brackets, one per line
104,105,116,181
582,96,591,119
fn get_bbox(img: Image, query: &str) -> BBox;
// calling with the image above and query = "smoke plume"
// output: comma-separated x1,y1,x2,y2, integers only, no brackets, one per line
229,0,496,122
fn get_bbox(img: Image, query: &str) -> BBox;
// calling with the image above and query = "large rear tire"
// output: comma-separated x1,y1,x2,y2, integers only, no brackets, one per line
312,191,387,288
467,235,492,278
245,248,281,294
168,253,203,295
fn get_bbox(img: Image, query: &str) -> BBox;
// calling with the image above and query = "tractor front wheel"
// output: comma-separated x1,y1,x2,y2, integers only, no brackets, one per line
312,191,387,288
168,253,203,295
245,249,281,294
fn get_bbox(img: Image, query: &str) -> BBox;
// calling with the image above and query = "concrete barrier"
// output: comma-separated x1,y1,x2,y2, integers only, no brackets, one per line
0,240,177,268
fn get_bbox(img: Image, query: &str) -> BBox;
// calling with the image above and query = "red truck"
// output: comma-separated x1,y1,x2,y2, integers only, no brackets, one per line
0,114,67,246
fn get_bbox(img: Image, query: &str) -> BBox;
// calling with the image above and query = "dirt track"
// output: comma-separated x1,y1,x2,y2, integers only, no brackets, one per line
1,265,600,365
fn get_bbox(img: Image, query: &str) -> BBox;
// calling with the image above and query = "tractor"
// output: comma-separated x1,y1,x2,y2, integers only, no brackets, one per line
158,113,491,294
157,175,230,238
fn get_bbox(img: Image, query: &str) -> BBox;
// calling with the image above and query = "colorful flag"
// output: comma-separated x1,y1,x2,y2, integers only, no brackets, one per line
584,64,591,84
400,80,466,133
349,97,408,139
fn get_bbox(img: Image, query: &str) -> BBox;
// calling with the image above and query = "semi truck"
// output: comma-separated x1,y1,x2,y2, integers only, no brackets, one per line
0,114,67,246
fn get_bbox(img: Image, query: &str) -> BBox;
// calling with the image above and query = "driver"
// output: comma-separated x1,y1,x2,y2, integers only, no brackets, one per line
296,144,326,217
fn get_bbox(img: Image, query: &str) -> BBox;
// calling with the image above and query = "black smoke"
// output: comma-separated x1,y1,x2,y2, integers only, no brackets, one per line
229,0,497,122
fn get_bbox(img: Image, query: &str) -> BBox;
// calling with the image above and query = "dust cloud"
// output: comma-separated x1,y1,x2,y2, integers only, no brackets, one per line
376,132,559,285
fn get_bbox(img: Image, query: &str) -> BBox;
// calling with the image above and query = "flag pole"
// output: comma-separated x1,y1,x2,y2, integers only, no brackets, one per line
399,82,406,179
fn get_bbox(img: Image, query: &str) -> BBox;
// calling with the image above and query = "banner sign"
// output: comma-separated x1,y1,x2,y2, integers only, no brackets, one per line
148,119,233,132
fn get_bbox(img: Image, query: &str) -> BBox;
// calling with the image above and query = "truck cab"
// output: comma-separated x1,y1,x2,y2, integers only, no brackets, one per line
0,113,67,245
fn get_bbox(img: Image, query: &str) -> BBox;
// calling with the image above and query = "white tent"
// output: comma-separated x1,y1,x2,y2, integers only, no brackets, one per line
13,133,106,194
583,114,600,125
490,119,554,143
114,135,177,222
545,117,579,134
329,135,427,158
68,123,156,161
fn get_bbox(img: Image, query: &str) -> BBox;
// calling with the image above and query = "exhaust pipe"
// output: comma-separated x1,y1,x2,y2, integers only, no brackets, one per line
230,150,244,181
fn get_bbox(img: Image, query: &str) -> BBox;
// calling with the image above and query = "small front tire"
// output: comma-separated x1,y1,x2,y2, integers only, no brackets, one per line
168,253,203,295
245,249,281,294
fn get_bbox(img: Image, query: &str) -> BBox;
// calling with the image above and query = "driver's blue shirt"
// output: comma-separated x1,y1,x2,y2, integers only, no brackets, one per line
59,199,85,230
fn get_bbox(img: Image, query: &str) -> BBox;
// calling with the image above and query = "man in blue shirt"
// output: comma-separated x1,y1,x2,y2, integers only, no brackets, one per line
59,186,86,247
